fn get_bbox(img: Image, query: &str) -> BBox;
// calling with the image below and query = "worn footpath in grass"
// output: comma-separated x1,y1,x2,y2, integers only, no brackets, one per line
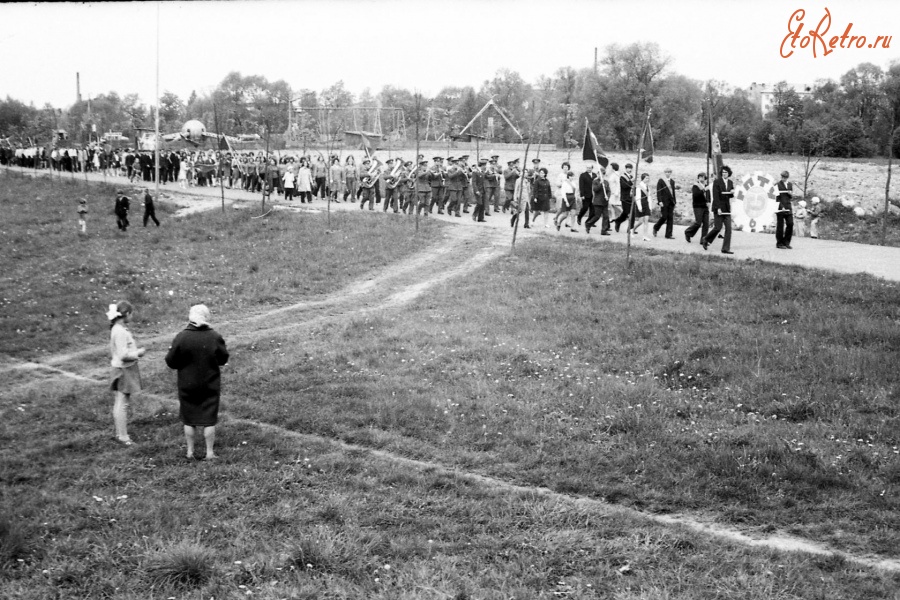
0,171,444,358
219,236,900,558
2,382,898,599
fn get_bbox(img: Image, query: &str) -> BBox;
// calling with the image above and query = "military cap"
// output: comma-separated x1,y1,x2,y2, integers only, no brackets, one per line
433,156,443,161
478,158,488,165
458,154,469,161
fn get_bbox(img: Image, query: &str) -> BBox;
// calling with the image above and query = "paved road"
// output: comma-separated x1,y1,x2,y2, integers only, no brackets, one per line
8,166,900,282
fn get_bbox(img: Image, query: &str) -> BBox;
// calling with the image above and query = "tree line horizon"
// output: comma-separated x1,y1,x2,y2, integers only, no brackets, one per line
2,43,898,159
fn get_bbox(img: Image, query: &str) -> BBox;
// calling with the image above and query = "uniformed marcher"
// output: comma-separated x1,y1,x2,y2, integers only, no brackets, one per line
503,159,521,212
471,158,488,222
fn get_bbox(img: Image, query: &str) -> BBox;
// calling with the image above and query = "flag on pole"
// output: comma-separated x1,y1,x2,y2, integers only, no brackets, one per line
582,122,608,167
218,134,229,151
640,117,655,164
360,132,373,158
710,131,724,176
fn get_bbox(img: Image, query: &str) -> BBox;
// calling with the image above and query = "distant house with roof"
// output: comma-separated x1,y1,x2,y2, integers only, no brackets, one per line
748,82,815,116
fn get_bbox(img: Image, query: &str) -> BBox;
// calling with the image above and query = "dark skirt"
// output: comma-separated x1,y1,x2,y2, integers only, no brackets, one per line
636,198,651,217
532,197,551,212
110,363,141,394
179,390,220,427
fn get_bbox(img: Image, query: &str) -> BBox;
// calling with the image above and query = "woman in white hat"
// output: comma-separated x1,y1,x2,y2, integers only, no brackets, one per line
107,301,146,445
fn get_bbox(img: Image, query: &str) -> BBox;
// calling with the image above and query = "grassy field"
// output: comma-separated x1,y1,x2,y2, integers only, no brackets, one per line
0,170,444,358
3,172,900,598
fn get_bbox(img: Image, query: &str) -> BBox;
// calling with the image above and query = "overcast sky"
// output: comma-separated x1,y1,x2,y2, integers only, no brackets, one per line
2,0,898,109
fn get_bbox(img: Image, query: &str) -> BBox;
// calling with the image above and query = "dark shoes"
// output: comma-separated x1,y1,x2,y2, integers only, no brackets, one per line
701,240,709,250
685,233,691,243
721,250,734,254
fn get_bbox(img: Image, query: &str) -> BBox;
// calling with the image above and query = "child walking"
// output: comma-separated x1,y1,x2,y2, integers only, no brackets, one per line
77,197,88,234
795,200,809,237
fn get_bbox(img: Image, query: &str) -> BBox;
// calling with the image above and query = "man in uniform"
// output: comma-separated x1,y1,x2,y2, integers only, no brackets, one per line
444,157,464,217
382,159,399,213
458,155,472,214
484,155,501,215
586,165,611,234
416,159,432,216
612,163,635,232
471,158,488,222
503,158,521,212
429,156,446,214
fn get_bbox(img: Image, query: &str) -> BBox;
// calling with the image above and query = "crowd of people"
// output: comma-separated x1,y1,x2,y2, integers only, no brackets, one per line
1,143,821,252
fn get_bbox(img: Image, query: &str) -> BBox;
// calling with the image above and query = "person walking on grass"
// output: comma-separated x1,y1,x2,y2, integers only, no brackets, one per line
108,301,146,446
115,190,130,231
143,189,160,227
702,165,735,254
684,173,710,243
165,304,229,461
77,197,88,235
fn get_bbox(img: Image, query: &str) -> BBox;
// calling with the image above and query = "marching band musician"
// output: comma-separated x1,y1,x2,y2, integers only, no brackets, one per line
359,158,378,210
382,158,401,213
415,158,432,216
458,155,472,214
485,155,501,216
471,158,488,223
502,158,521,212
429,156,446,214
398,161,415,214
445,157,465,218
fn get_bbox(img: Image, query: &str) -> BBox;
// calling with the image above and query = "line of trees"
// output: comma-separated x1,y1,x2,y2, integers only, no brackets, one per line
2,43,898,158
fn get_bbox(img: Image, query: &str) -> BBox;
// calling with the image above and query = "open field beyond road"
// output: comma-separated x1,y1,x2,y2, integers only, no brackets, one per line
2,172,900,598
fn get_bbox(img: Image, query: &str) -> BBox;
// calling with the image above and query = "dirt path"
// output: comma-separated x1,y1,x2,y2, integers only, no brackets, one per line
4,165,899,572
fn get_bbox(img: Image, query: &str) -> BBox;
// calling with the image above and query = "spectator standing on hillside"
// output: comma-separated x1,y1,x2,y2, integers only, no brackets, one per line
775,170,795,249
654,168,678,238
108,301,146,446
115,190,130,231
684,173,710,243
702,165,735,254
165,304,229,461
143,189,160,227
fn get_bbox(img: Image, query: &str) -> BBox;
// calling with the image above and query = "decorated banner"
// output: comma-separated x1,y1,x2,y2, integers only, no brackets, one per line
733,172,778,232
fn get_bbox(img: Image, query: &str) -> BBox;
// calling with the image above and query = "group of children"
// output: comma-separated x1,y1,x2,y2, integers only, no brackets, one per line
75,189,160,235
793,197,822,239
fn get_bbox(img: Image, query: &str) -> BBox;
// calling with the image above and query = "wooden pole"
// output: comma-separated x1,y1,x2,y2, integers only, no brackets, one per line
415,93,421,232
154,1,160,210
626,110,650,265
512,102,539,253
262,122,270,214
213,103,226,214
882,122,896,246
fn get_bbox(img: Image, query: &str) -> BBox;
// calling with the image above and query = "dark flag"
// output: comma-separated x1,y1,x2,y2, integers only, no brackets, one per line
218,135,229,151
640,117,655,164
582,122,608,168
360,133,373,158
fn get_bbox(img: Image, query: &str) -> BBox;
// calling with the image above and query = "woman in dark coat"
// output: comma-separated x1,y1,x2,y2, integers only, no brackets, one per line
165,304,229,460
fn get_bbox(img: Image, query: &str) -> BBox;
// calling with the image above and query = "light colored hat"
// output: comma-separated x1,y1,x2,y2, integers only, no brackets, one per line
799,200,807,208
105,304,121,321
188,304,210,327
811,196,820,204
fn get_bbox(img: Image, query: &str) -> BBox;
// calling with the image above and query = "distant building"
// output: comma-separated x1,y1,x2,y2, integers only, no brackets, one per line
748,82,815,116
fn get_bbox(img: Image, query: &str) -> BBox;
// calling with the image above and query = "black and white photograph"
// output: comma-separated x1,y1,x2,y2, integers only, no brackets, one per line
2,0,900,597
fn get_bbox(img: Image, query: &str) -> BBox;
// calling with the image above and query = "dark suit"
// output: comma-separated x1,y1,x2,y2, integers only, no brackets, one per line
586,177,610,233
775,180,794,247
613,172,634,231
654,177,676,237
577,170,596,224
703,177,734,252
684,183,710,241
